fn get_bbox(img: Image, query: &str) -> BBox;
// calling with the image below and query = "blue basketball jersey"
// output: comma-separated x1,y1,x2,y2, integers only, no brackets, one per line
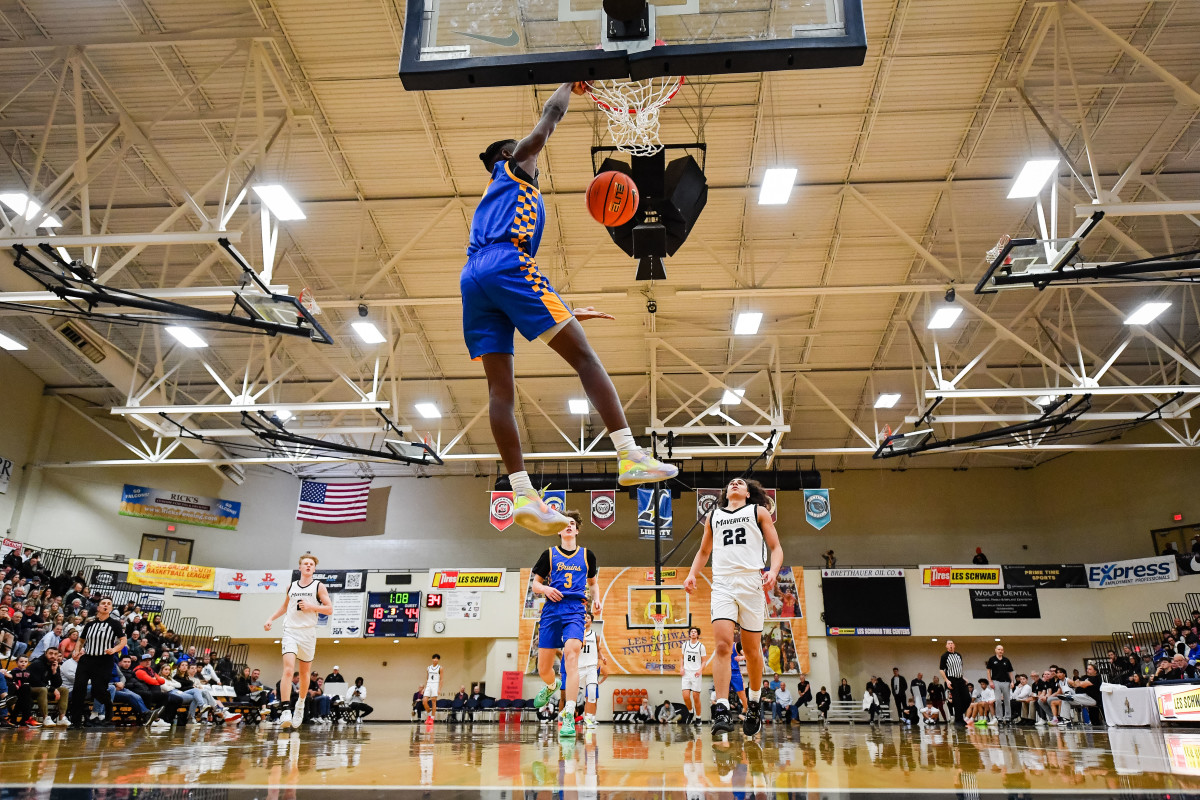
467,160,545,257
547,546,589,602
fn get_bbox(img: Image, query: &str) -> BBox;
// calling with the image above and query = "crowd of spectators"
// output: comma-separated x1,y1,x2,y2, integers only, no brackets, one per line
1,546,374,729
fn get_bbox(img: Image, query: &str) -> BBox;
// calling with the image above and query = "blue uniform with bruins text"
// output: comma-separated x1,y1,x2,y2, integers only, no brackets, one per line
461,159,573,359
538,546,589,649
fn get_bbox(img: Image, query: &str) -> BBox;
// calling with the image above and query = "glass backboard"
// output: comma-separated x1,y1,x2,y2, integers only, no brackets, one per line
400,0,866,89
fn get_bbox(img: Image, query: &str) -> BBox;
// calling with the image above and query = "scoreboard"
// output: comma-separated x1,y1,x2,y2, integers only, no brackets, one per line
365,591,421,638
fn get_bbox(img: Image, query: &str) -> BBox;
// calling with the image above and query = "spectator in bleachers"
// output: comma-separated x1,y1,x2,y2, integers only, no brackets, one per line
837,678,852,702
157,662,205,725
772,681,791,722
815,686,831,721
200,654,221,685
1060,663,1103,726
862,681,880,724
307,671,332,723
30,623,62,660
347,677,373,721
466,683,490,721
1012,674,1035,725
325,666,346,685
6,655,33,726
109,655,156,727
28,647,64,726
413,684,425,720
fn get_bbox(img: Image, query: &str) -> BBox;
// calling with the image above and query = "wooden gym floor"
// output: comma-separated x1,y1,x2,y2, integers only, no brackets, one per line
1,720,1197,797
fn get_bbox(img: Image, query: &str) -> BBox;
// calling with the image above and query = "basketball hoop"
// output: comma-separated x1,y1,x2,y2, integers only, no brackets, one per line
586,75,685,156
297,287,322,316
650,612,668,651
985,234,1012,266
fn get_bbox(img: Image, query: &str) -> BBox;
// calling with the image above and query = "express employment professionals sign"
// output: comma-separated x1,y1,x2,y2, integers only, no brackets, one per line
1085,555,1177,589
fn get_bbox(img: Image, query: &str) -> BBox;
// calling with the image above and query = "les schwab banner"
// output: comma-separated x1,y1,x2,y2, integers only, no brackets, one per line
921,565,1003,588
516,565,808,677
431,569,506,591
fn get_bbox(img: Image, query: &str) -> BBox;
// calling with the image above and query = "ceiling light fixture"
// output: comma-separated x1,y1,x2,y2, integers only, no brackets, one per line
1007,159,1059,199
252,184,306,220
1124,301,1170,326
351,321,386,344
165,326,208,348
415,403,441,419
274,409,294,422
758,168,797,205
0,192,61,227
0,332,27,351
874,393,901,409
568,398,589,414
734,311,762,335
927,306,963,330
721,388,746,405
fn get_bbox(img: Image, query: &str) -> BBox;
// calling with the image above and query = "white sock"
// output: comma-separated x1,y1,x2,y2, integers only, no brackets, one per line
510,471,534,495
610,427,636,453
563,700,576,715
748,689,761,703
716,698,729,708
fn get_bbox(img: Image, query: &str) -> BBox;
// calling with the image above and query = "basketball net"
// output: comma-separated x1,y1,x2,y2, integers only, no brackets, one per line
297,287,322,316
985,234,1011,266
587,76,685,156
650,613,668,659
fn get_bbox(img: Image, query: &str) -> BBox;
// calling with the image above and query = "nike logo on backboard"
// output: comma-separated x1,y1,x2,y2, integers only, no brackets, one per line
454,29,520,47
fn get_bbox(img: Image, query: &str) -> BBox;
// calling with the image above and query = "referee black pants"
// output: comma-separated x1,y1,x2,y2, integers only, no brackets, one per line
948,676,969,724
69,655,114,724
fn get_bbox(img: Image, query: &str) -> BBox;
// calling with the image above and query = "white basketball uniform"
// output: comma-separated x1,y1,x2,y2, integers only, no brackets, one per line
425,663,442,696
681,639,706,692
708,503,767,631
578,628,600,703
281,579,323,661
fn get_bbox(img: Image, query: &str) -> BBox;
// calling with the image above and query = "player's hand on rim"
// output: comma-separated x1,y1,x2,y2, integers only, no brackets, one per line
572,306,614,322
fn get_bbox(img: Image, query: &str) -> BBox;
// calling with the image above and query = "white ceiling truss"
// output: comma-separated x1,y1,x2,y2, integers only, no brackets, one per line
0,0,1195,479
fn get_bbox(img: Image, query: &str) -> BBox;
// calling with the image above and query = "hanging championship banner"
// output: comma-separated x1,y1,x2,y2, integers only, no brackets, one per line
803,489,830,530
764,488,778,522
590,490,616,529
489,491,514,531
637,487,672,540
543,490,566,516
696,489,720,521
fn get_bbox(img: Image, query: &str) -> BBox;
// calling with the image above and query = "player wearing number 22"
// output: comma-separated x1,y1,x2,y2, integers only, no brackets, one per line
685,478,783,739
465,82,677,539
530,510,601,738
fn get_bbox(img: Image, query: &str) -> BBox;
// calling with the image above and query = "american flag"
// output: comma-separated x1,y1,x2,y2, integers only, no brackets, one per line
296,480,371,523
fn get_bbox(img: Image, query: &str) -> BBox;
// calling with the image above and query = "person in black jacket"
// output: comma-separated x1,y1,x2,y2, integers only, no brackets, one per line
6,655,34,726
837,678,853,702
890,668,908,721
815,686,831,721
28,649,65,725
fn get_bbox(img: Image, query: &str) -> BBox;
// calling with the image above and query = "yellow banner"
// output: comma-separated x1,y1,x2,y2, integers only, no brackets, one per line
430,569,506,590
921,565,1003,588
127,559,216,590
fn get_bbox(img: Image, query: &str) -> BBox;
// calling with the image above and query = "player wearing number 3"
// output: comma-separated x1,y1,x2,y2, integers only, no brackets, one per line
684,478,783,739
530,510,602,738
264,554,333,729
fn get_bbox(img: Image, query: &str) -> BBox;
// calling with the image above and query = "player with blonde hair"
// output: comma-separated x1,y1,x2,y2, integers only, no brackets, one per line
264,554,332,729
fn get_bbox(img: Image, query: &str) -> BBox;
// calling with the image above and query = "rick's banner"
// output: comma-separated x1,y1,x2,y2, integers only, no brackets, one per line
120,484,241,530
803,489,831,530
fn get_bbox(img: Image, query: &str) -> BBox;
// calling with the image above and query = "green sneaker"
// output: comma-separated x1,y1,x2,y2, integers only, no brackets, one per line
513,490,571,536
617,449,679,487
559,715,576,738
534,680,560,708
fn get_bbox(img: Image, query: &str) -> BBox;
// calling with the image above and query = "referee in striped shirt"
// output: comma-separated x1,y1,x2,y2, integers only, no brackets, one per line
68,597,126,728
939,639,969,726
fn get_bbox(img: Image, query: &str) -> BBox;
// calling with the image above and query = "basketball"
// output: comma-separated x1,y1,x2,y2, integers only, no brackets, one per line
586,171,639,227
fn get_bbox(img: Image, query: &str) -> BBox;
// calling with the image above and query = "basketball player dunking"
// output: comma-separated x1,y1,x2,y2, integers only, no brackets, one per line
264,554,332,729
684,478,783,738
465,83,677,537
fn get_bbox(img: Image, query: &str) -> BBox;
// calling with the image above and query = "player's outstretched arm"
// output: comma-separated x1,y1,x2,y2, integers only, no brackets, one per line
683,521,714,594
264,595,289,631
759,506,784,592
513,83,574,173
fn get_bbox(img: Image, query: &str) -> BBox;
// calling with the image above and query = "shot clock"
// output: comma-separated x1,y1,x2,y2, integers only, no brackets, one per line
365,591,421,637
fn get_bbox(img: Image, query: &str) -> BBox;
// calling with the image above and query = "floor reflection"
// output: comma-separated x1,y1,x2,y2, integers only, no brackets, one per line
2,721,1200,795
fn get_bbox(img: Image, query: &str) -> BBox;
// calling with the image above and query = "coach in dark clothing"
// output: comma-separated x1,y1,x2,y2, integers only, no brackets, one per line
68,597,126,728
873,676,891,713
890,668,908,720
939,640,968,726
